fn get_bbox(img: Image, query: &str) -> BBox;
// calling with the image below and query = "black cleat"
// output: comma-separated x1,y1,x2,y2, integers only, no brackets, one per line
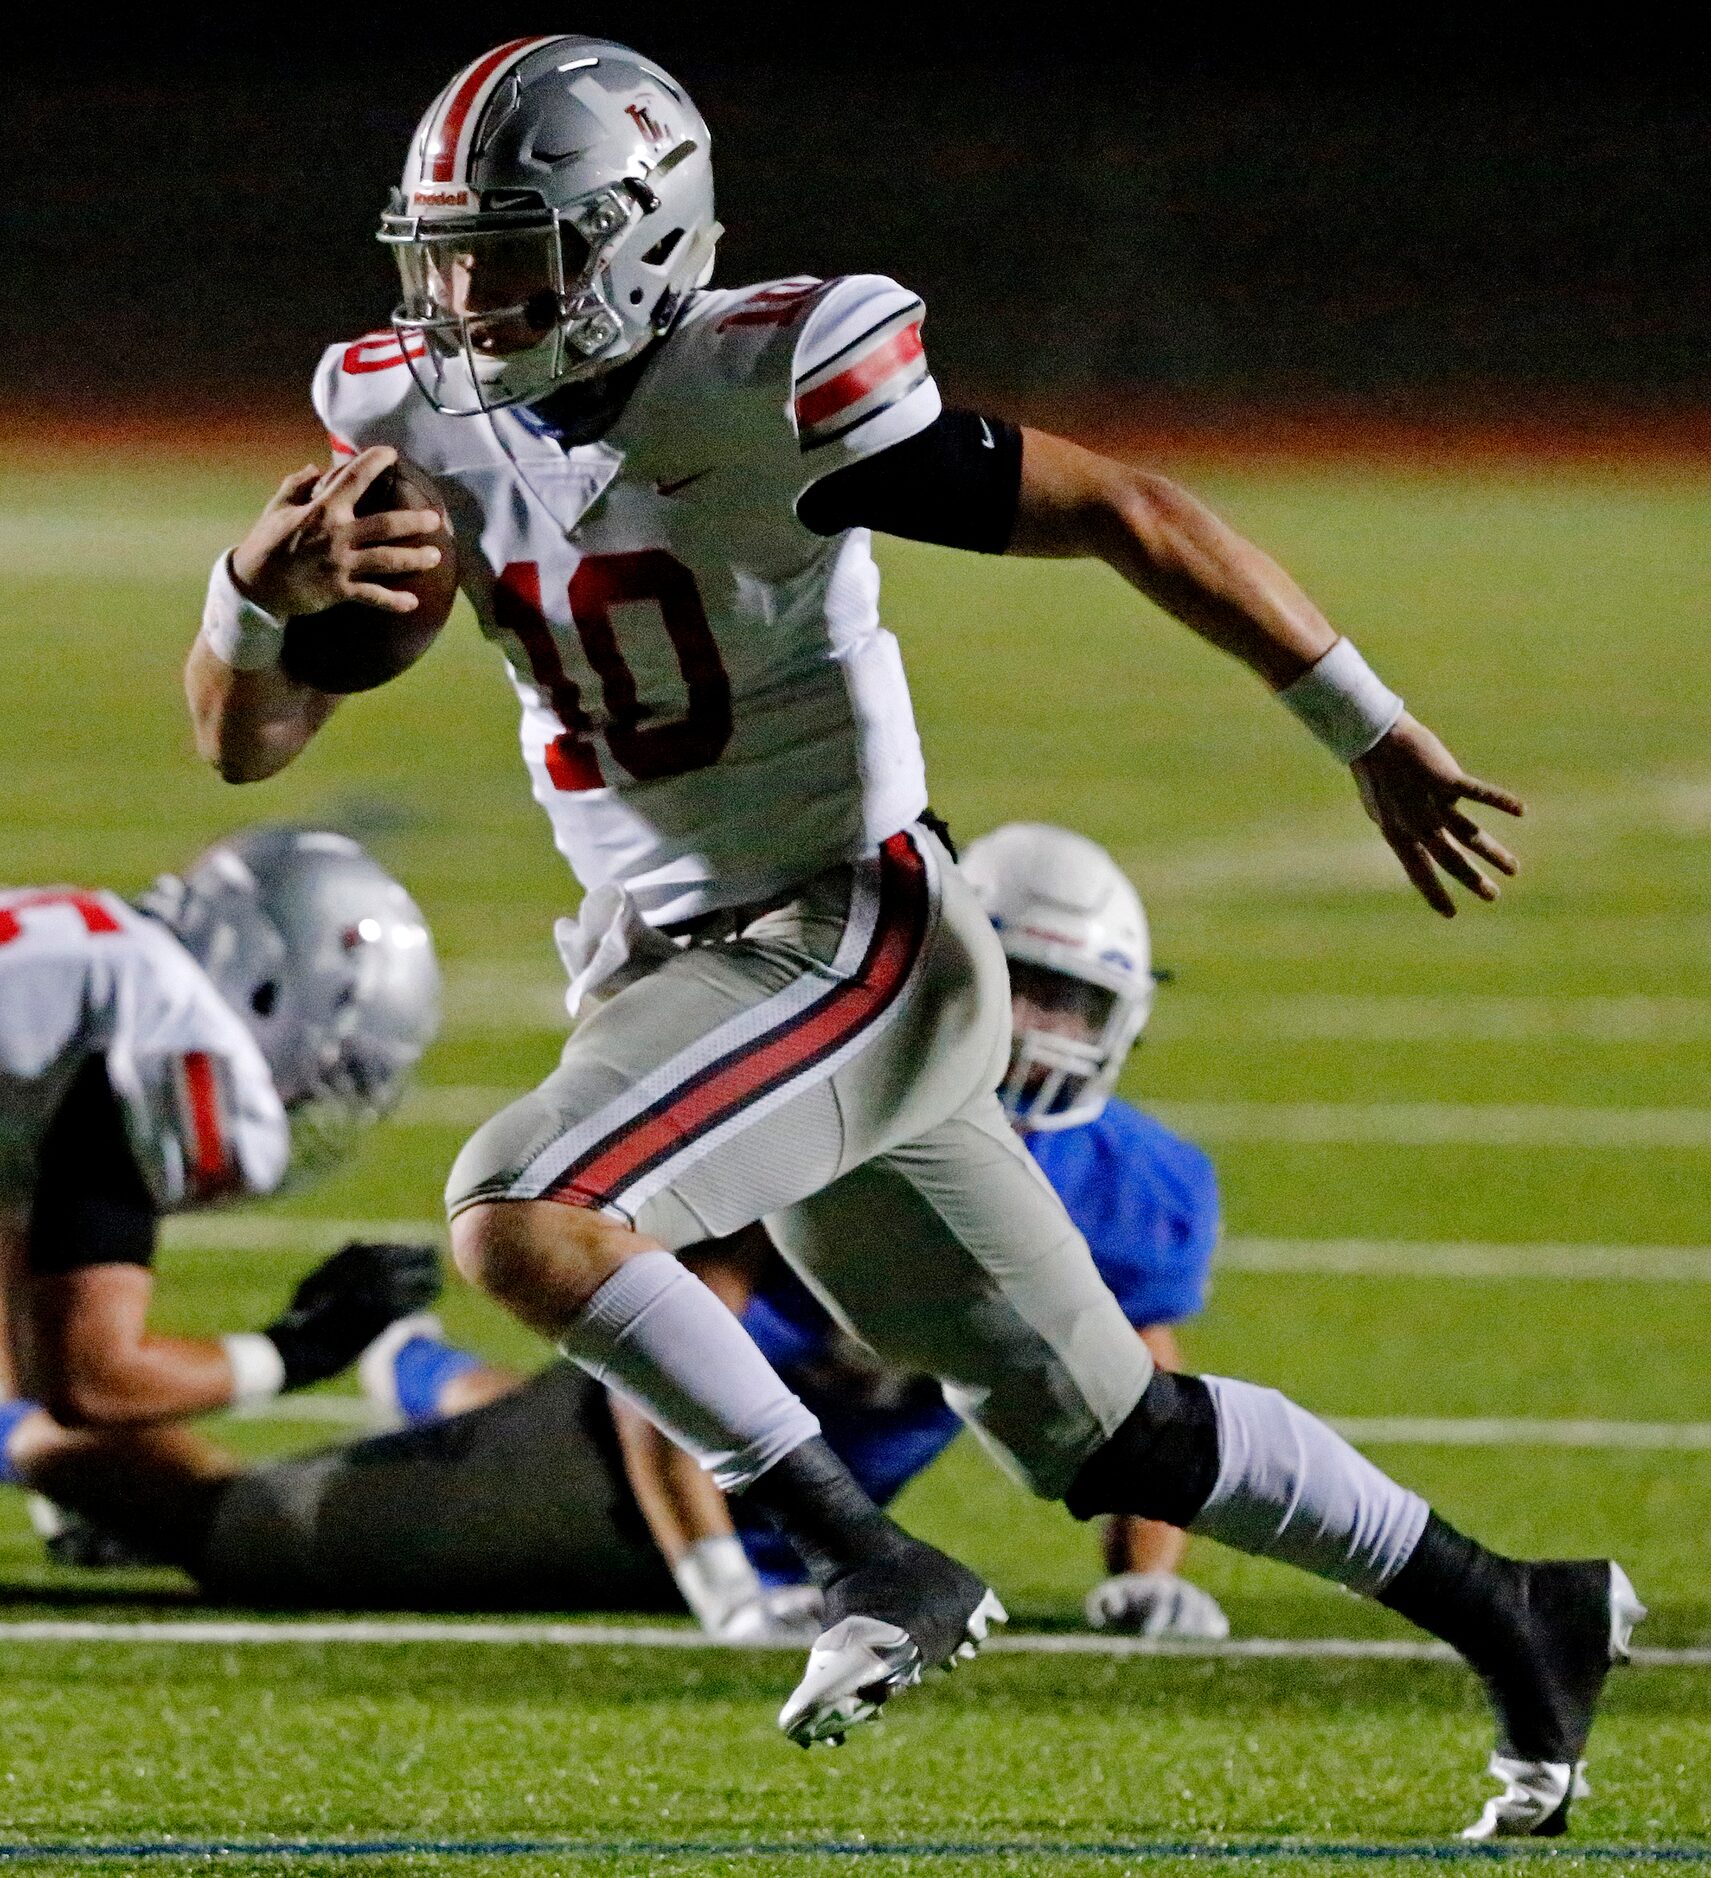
777,1538,1005,1747
1461,1559,1645,1839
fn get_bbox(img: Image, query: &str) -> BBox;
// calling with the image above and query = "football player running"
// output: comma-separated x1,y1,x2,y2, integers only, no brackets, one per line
0,829,442,1483
189,39,1639,1836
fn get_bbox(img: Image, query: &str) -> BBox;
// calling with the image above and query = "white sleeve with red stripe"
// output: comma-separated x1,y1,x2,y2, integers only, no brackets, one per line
789,275,941,479
0,908,100,1204
0,895,289,1212
105,916,291,1212
115,1039,289,1212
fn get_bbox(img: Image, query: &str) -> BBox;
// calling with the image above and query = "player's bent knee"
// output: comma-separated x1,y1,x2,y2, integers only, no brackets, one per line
450,1199,644,1334
1063,1369,1222,1527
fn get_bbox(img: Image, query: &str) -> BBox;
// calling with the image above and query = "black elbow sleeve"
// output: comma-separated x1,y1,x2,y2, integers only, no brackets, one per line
796,408,1023,554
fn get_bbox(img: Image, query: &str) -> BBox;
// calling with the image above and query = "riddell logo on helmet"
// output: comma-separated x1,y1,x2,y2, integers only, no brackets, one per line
412,187,471,209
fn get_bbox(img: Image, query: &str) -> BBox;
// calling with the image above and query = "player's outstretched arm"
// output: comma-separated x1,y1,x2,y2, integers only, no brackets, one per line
1009,429,1524,917
185,447,442,783
15,1263,264,1427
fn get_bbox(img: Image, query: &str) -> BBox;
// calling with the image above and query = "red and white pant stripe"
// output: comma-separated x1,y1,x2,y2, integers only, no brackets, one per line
518,832,935,1220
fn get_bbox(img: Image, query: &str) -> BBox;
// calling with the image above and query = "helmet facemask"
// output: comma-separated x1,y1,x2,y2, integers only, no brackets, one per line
383,191,645,414
282,1022,422,1187
275,914,435,1187
999,956,1152,1133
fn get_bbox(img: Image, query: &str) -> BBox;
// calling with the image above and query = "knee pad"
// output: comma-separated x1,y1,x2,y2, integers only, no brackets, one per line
1063,1370,1220,1527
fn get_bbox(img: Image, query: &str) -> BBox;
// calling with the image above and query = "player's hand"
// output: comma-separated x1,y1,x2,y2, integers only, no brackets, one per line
261,1241,443,1392
1084,1571,1231,1640
1350,714,1524,918
229,447,444,621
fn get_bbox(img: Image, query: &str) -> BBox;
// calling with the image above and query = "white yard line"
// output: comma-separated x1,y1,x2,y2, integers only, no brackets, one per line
389,1084,1711,1147
438,983,1711,1047
222,1394,1711,1449
1332,1417,1711,1450
162,1215,1711,1284
1154,1099,1711,1150
438,973,1711,1047
162,1216,444,1252
1218,1235,1711,1281
227,1396,374,1426
395,1085,514,1127
440,966,568,1033
1163,992,1711,1045
0,1616,1697,1666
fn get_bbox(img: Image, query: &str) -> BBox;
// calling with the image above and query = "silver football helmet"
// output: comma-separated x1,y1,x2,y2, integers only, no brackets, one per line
379,35,721,414
962,823,1155,1133
136,829,441,1181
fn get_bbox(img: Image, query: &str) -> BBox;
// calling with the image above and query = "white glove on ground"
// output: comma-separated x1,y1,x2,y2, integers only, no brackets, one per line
719,1583,826,1646
1084,1571,1231,1640
675,1538,827,1644
674,1535,769,1639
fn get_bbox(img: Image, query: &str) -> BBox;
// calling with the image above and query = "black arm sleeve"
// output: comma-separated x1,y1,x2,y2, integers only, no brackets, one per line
795,407,1023,554
28,1055,159,1275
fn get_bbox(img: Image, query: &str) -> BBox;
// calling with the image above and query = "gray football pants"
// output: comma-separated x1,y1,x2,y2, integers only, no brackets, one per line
446,826,1153,1498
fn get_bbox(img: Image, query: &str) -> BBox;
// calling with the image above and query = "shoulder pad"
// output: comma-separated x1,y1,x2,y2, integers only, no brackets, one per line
312,332,427,460
790,274,931,454
653,279,826,393
614,280,827,476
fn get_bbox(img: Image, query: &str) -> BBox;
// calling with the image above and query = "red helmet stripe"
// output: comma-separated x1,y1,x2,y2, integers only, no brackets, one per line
426,36,560,184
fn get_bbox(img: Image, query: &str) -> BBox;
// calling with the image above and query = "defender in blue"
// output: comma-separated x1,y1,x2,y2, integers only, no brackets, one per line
734,822,1226,1639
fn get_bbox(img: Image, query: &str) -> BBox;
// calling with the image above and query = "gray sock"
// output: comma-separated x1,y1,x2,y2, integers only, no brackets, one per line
1193,1375,1430,1593
562,1250,821,1491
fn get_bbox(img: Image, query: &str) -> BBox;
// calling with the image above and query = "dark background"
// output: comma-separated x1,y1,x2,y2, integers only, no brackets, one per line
6,8,1706,425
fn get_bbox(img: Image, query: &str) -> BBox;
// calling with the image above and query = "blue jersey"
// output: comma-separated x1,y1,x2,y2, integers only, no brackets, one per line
1023,1097,1219,1329
737,1097,1218,1579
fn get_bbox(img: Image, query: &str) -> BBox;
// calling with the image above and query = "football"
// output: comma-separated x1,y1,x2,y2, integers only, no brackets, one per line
278,459,459,694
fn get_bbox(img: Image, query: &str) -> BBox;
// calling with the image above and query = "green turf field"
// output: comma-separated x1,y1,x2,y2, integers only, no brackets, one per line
2,451,1709,1871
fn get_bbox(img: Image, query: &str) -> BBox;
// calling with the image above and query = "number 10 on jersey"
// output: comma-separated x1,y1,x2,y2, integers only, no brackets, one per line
494,552,734,792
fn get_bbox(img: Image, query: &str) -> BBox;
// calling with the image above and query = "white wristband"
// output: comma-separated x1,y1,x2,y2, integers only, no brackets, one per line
672,1535,764,1636
1278,637,1405,763
221,1332,287,1408
199,554,286,672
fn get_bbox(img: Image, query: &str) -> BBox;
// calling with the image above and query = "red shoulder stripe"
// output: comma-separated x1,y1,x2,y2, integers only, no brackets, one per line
794,322,924,430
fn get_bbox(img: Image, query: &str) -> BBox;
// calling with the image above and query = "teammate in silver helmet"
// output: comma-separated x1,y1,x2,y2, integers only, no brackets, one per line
138,826,443,1180
195,36,1638,1840
0,828,441,1455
